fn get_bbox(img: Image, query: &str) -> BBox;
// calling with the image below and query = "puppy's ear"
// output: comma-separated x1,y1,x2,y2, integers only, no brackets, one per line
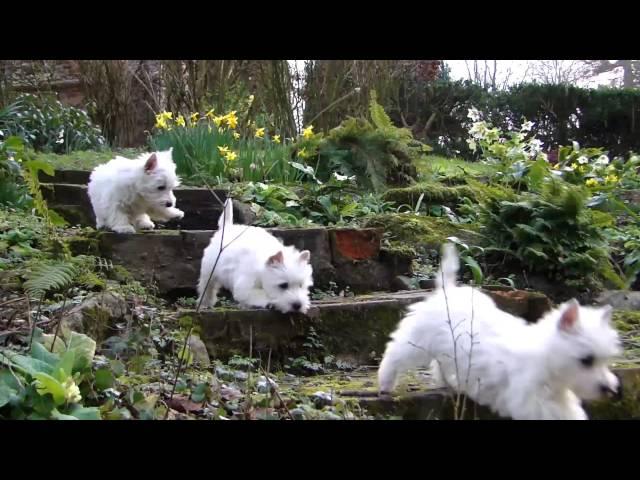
144,153,158,173
267,251,284,266
559,299,580,332
299,250,311,263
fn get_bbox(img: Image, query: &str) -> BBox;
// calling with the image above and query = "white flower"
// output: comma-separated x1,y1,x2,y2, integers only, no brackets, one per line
562,165,575,172
62,377,82,404
528,139,543,153
520,121,534,132
333,172,355,182
466,139,477,152
577,156,589,164
467,107,481,122
572,141,580,151
595,155,610,165
249,163,257,170
354,87,361,93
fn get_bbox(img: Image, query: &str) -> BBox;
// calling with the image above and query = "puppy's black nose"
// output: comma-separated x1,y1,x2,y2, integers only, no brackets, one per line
292,302,302,311
600,381,622,401
165,201,173,208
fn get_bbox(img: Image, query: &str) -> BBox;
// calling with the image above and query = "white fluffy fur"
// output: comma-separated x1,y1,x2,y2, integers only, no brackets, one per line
87,149,184,233
378,243,622,420
197,200,313,314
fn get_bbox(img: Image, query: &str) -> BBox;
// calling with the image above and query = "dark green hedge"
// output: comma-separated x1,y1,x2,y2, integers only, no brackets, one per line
389,81,640,158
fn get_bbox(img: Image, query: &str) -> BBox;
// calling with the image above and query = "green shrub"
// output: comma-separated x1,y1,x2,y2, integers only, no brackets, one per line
0,94,106,154
296,91,425,193
476,179,623,290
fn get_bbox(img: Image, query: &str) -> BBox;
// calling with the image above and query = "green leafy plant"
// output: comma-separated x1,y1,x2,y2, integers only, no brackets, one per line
0,94,106,154
0,135,31,209
476,179,623,291
0,332,101,420
297,90,425,192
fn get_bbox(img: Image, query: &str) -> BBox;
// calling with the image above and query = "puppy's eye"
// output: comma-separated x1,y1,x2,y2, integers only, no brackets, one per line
278,282,289,290
157,185,166,191
580,354,595,368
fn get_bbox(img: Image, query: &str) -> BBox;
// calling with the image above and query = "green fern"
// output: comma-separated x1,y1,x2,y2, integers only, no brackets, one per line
369,90,394,131
22,159,67,230
23,261,77,298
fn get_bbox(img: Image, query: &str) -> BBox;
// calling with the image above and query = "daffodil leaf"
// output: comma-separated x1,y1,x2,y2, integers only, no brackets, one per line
67,332,96,371
56,350,76,379
30,341,60,368
50,408,79,420
68,406,101,420
33,372,67,406
0,383,18,408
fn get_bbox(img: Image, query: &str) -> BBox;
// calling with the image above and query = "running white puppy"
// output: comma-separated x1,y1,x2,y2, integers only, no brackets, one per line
197,200,313,314
378,243,622,420
87,149,184,233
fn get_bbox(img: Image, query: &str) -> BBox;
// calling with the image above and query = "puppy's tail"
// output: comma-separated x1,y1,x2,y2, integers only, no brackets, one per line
218,199,234,230
435,243,459,290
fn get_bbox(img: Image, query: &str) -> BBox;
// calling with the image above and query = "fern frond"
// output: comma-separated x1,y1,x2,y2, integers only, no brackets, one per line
23,262,77,298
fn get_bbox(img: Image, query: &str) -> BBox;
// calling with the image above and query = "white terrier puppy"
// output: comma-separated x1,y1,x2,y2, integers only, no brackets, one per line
197,200,313,314
87,149,184,233
378,243,622,420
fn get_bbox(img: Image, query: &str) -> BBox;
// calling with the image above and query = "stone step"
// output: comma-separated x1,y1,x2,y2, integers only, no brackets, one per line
187,288,551,364
39,169,90,185
41,183,254,230
84,227,412,297
291,366,640,420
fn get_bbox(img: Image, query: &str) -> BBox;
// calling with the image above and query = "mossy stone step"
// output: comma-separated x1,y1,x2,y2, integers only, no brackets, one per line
40,183,252,230
292,366,640,420
90,227,411,297
189,288,552,364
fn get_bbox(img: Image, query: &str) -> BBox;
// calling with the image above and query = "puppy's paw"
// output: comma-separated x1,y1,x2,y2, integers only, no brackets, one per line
138,219,155,230
112,224,136,234
170,208,185,220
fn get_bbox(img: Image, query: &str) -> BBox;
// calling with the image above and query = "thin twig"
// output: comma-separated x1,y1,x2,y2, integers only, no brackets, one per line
50,293,69,353
0,297,25,308
259,366,294,420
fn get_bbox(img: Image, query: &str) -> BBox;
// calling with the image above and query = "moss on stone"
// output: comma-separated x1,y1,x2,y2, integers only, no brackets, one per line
383,182,478,207
613,310,640,333
364,213,483,254
587,368,640,419
65,235,101,256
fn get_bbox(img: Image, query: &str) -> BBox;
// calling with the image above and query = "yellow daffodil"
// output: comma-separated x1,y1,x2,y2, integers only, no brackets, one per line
213,115,225,127
224,111,238,129
273,135,281,144
255,127,265,138
585,178,599,187
225,151,238,162
298,147,308,159
190,112,199,124
218,145,230,156
247,94,255,105
605,174,619,184
154,111,173,129
571,162,578,170
175,115,186,127
302,125,314,139
233,132,240,140
205,108,215,120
